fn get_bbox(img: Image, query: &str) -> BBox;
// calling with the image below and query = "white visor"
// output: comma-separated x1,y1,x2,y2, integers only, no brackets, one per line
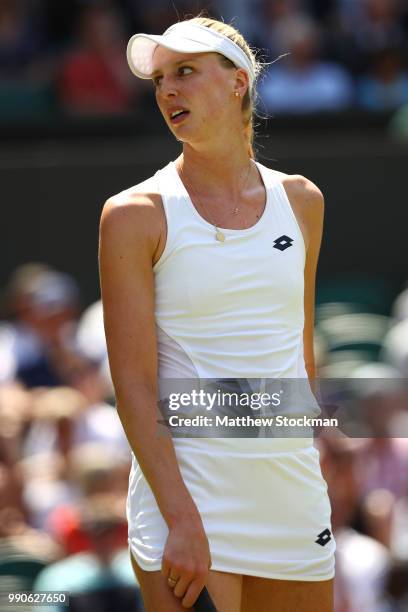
127,21,255,89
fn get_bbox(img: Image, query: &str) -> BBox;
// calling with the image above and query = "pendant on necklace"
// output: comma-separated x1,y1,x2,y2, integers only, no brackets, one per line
215,229,226,242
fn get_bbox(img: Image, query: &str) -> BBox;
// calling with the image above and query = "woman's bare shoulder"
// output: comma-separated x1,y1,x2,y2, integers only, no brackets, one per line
263,164,324,215
281,174,323,203
101,175,165,239
105,175,163,210
262,164,323,203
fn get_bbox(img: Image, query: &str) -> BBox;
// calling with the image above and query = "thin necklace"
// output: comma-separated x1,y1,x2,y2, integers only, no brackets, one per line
178,161,253,243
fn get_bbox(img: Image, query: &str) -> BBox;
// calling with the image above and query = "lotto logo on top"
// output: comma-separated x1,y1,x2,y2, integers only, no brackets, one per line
315,529,332,547
273,235,294,251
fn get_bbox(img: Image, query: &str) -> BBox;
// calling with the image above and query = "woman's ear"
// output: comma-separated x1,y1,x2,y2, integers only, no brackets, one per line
234,67,249,98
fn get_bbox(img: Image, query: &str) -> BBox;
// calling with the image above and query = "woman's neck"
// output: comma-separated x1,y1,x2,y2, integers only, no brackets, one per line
176,146,253,198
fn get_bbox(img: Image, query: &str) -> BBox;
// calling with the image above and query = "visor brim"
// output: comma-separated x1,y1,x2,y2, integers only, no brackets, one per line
127,33,214,79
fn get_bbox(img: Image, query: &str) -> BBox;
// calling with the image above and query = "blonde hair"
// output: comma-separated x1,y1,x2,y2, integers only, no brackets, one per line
188,16,263,159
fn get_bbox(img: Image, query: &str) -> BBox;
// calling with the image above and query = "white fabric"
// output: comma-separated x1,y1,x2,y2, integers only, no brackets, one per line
129,442,335,579
126,159,336,579
127,21,255,88
154,159,307,381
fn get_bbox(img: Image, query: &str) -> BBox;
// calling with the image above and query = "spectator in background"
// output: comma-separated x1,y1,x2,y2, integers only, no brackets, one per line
122,0,196,37
0,264,81,388
19,383,129,531
214,0,263,43
319,435,391,612
354,0,407,57
357,46,408,111
0,0,54,118
330,0,367,33
73,300,114,397
342,365,408,567
22,381,128,465
0,505,62,599
22,387,87,461
0,383,32,469
45,442,130,556
0,392,63,598
0,0,44,77
58,3,141,116
382,559,408,611
257,0,337,51
259,13,354,113
349,365,408,498
33,493,143,612
323,1,368,75
258,0,305,55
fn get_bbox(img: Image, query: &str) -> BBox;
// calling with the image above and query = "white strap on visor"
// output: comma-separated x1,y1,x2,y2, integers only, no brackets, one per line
127,21,255,89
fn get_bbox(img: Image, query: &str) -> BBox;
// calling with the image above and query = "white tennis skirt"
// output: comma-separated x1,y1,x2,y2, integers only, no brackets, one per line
127,437,335,581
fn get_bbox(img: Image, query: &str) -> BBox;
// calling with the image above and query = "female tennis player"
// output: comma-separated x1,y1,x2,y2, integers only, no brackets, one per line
99,16,335,612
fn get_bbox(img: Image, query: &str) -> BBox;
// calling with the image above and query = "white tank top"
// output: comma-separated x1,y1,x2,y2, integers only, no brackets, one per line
154,159,308,380
141,158,319,453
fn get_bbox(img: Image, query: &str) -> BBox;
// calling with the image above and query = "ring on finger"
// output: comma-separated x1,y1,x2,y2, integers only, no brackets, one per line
168,576,178,587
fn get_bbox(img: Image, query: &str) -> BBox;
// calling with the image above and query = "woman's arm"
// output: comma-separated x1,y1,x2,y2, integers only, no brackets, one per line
282,176,325,381
99,192,211,606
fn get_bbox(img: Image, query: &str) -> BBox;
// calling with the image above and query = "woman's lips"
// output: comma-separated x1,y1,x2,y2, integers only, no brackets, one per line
170,111,190,125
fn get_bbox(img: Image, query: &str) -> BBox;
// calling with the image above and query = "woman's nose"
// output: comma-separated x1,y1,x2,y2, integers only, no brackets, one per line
160,77,178,98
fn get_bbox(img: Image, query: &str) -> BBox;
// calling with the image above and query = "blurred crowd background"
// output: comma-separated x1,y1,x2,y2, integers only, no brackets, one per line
2,0,408,611
0,0,408,118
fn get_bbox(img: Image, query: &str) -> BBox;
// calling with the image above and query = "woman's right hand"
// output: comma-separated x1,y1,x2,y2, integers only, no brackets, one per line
161,511,212,609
